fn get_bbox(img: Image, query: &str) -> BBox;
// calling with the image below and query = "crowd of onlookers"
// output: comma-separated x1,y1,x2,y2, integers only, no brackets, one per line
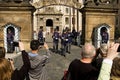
0,28,120,80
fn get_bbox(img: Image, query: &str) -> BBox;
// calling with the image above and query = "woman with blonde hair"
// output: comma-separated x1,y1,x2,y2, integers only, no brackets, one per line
0,58,13,80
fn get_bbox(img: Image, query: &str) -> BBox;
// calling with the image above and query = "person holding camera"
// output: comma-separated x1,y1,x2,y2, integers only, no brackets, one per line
0,40,51,80
0,42,30,80
27,40,51,80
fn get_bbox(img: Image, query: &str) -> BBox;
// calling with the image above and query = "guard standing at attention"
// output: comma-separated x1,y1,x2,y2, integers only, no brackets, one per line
52,29,60,53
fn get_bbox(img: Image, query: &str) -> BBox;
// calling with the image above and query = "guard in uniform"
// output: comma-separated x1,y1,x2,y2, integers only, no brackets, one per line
7,29,14,53
77,30,82,47
101,29,109,44
66,29,73,54
52,29,60,53
61,30,68,57
38,28,44,45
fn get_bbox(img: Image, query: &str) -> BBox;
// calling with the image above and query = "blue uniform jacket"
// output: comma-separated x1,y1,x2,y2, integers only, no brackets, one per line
38,31,43,40
67,32,73,43
61,33,68,45
52,32,59,43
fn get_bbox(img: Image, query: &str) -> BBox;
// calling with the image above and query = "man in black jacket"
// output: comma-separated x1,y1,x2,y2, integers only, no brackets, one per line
67,42,99,80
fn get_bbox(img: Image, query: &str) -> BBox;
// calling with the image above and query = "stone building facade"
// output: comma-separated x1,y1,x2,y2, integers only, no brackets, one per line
35,7,63,33
31,0,83,33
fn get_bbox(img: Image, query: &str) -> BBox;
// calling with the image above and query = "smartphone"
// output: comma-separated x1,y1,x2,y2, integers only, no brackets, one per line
117,45,120,52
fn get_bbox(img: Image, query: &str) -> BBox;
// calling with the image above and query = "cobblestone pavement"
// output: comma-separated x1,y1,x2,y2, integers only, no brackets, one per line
46,44,81,80
6,33,82,80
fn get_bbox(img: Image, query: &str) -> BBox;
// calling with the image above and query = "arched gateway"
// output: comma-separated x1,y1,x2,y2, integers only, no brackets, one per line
31,0,118,48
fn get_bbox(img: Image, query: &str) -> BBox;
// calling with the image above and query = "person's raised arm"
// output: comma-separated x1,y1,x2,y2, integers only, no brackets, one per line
98,43,119,80
19,42,30,66
11,42,30,80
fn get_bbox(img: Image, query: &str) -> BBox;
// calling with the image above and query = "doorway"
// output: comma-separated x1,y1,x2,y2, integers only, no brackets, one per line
46,19,53,33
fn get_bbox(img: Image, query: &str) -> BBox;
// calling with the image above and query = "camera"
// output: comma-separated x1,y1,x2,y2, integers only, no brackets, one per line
13,41,19,47
8,58,13,61
38,38,44,46
39,42,44,45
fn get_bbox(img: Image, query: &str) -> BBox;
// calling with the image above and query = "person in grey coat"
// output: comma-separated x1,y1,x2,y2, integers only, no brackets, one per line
28,40,51,80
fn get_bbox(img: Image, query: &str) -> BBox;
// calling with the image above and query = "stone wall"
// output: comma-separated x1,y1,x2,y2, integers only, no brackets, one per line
85,11,116,41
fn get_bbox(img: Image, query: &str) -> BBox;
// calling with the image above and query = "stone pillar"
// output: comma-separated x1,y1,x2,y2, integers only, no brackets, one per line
0,1,36,51
80,0,118,46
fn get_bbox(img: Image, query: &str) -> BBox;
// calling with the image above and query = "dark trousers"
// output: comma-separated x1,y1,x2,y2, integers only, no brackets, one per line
53,42,58,52
61,43,68,55
102,40,108,44
43,38,45,42
67,43,71,52
7,42,14,53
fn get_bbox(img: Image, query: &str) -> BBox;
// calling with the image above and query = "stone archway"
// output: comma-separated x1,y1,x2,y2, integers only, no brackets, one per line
46,19,53,26
46,19,53,33
4,23,21,52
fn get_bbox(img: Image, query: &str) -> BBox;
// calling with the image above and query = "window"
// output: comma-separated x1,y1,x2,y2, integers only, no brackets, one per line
40,26,43,29
56,18,59,21
65,17,69,24
40,18,43,20
66,8,69,14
